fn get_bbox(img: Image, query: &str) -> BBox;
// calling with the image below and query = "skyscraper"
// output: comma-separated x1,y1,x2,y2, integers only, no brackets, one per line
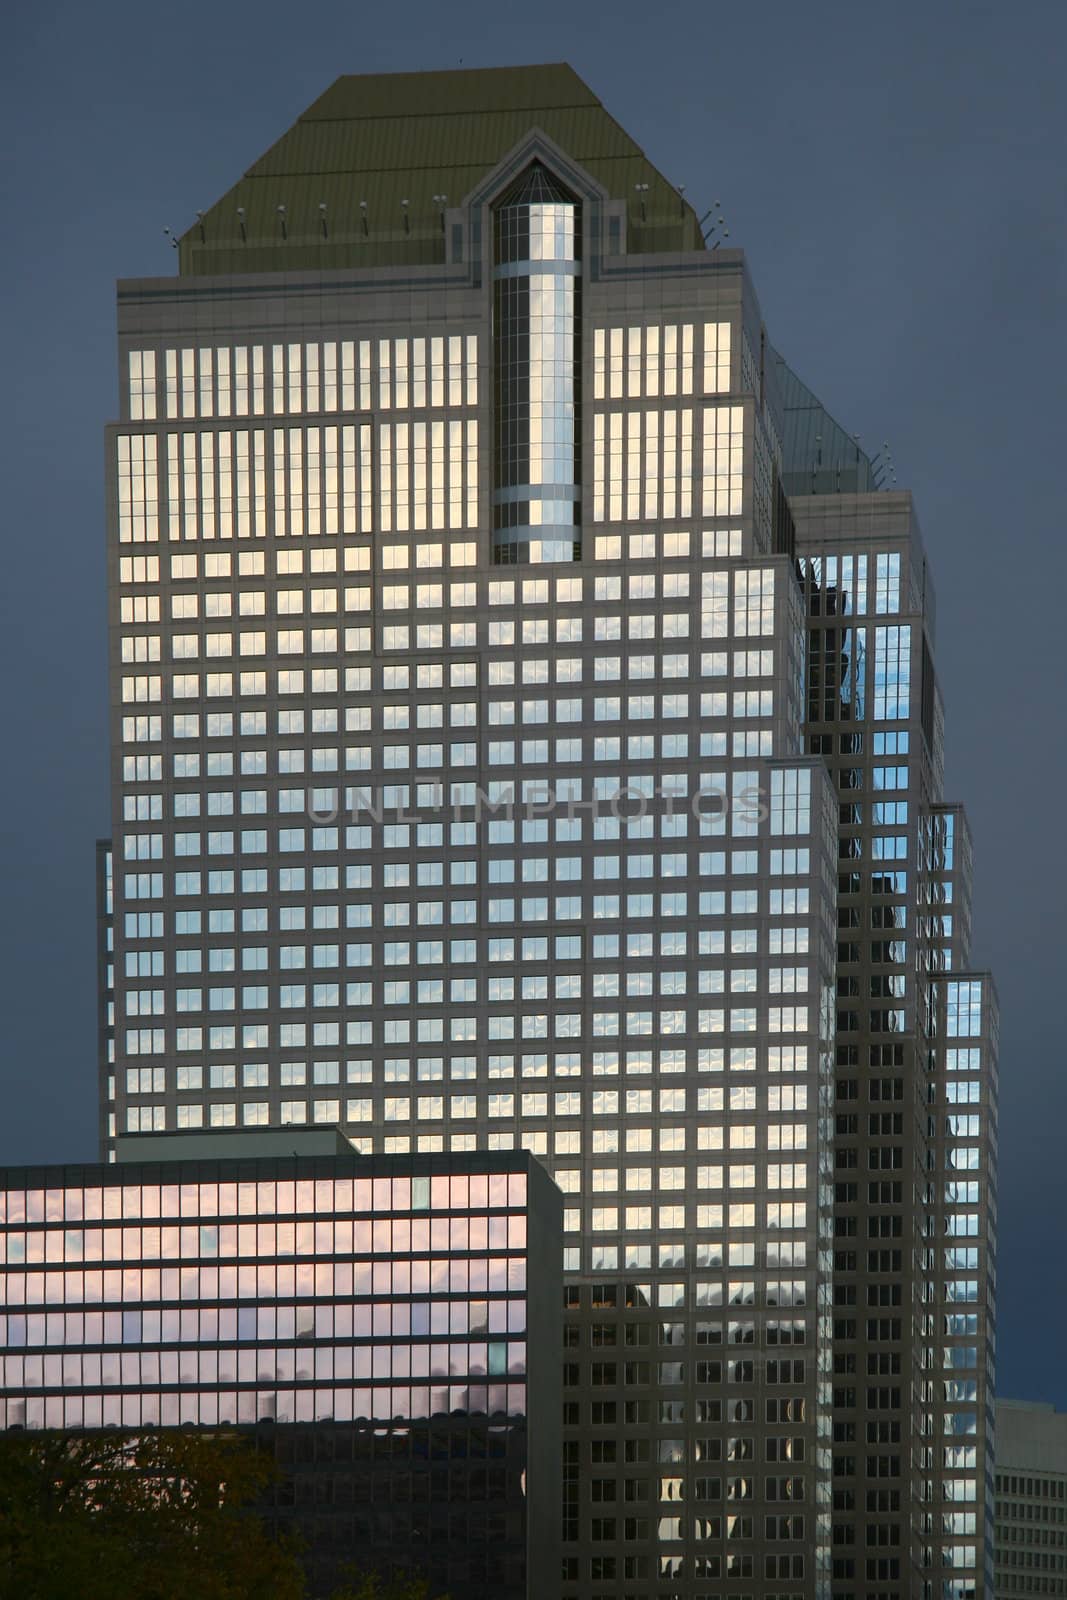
97,64,997,1600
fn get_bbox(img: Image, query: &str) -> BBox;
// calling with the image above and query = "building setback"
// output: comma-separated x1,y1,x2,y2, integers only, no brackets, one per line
783,413,998,1600
93,64,998,1600
0,1136,561,1600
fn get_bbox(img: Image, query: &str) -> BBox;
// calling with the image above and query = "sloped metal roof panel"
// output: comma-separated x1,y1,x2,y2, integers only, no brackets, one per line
298,63,599,120
178,63,702,273
246,108,639,179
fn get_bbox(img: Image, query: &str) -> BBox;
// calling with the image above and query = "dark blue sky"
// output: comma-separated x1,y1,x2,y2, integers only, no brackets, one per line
2,0,1064,1405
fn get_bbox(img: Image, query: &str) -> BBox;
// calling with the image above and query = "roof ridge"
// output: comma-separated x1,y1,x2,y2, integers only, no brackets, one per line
327,60,576,79
295,100,600,126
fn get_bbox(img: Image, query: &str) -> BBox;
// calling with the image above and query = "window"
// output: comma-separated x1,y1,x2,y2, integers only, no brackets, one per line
873,625,911,719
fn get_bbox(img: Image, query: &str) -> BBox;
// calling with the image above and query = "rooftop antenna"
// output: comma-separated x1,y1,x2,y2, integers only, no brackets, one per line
704,202,729,246
871,440,891,488
633,181,649,222
236,206,247,243
359,199,369,237
318,201,328,240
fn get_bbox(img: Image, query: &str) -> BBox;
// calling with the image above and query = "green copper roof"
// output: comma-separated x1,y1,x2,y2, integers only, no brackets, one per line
177,64,704,275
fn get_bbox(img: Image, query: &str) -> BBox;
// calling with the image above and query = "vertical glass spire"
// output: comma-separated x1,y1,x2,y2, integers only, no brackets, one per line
492,163,581,563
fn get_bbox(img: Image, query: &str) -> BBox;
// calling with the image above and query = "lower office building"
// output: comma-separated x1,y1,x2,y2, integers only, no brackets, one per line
995,1399,1067,1599
0,1131,561,1599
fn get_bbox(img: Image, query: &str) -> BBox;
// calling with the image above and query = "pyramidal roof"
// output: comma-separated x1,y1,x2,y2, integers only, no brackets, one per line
177,63,703,275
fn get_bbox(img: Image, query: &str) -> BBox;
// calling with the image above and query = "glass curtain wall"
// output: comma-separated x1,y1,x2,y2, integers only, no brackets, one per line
492,164,581,564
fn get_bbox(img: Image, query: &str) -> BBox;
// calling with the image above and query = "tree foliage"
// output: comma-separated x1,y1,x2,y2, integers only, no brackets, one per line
326,1570,440,1600
0,1429,448,1600
0,1429,306,1600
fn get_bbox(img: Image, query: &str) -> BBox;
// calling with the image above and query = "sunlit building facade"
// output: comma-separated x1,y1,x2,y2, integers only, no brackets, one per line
0,1136,561,1599
93,63,997,1600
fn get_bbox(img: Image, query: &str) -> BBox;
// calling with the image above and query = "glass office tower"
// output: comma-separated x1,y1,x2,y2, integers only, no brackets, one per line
95,65,996,1600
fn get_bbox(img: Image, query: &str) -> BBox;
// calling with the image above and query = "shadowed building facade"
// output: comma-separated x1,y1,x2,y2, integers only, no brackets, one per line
779,386,998,1600
93,64,997,1600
